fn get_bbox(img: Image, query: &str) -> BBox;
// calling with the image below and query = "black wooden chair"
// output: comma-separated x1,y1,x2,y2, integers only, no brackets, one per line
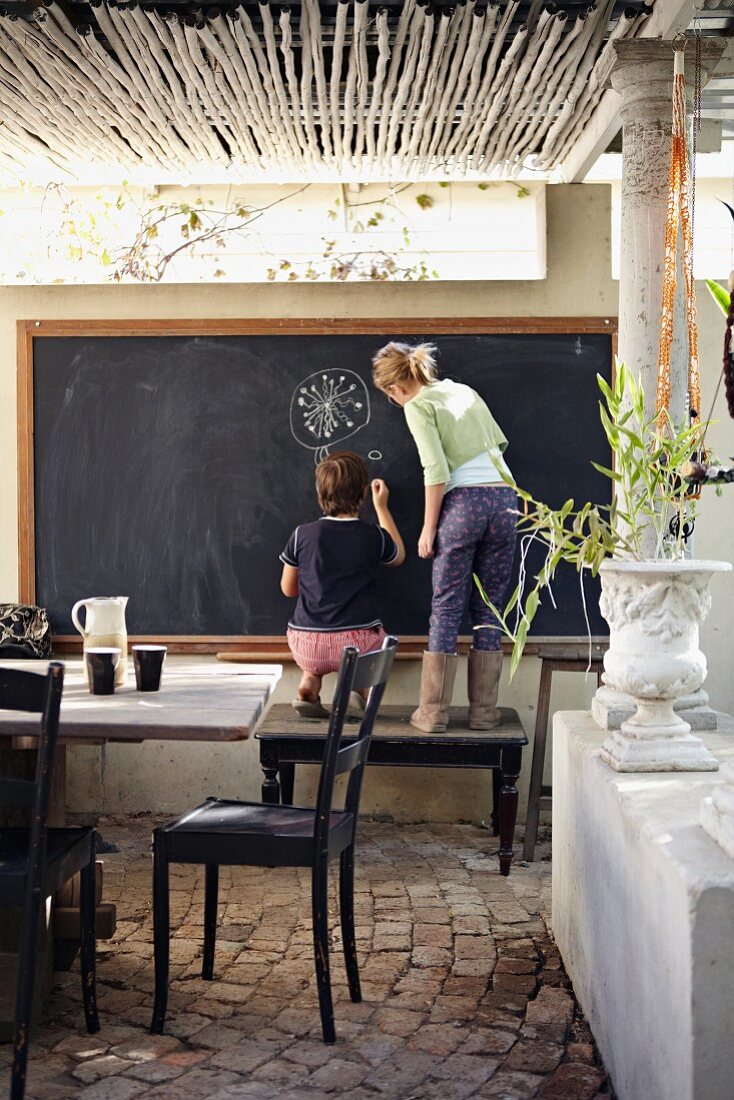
0,662,99,1100
151,635,397,1044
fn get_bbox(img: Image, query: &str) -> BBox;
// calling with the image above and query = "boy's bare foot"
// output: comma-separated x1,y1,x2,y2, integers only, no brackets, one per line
297,672,322,702
292,672,329,718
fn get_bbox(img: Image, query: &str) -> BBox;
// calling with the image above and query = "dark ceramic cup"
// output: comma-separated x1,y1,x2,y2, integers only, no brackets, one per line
86,647,121,695
132,645,167,692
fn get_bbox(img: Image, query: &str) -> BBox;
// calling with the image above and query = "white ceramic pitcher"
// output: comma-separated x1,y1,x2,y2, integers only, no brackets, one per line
71,597,129,687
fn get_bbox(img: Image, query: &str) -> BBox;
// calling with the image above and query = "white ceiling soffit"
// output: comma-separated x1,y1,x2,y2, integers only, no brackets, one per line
702,36,734,139
0,0,652,185
557,0,734,182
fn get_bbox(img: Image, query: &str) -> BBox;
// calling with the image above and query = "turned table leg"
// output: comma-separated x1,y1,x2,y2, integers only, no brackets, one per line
491,768,501,836
260,745,282,804
498,745,522,877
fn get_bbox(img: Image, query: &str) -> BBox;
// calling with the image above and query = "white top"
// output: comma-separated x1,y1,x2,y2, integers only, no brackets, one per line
446,450,511,491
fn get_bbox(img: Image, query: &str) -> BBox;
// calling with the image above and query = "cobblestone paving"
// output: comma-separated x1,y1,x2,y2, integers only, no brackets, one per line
11,820,612,1099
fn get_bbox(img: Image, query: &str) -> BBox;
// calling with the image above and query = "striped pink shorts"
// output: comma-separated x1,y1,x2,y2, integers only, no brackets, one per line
287,625,387,676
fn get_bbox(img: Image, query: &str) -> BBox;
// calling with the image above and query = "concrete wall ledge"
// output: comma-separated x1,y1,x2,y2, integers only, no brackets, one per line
552,710,734,1100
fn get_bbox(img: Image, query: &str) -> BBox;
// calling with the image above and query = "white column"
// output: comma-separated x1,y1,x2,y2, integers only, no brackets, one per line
613,39,724,426
593,38,726,735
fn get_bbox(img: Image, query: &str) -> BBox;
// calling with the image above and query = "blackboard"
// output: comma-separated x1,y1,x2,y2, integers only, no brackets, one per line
19,319,615,643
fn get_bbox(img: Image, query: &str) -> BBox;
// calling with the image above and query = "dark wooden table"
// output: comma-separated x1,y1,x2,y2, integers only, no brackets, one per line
256,704,527,876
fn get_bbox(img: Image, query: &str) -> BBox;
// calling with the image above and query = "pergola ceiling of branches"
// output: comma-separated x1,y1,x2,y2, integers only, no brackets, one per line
0,0,653,183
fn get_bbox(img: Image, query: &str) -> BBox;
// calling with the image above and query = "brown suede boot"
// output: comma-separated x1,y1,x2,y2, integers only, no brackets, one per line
468,649,503,730
410,652,459,733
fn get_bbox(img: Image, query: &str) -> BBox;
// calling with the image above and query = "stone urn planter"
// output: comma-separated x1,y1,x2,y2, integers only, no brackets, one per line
598,559,732,771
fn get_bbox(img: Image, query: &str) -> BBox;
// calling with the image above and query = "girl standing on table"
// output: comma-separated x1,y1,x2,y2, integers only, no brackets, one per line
371,342,517,734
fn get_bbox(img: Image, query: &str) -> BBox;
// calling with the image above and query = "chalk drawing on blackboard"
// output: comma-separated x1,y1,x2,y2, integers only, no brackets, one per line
290,369,371,463
368,450,383,461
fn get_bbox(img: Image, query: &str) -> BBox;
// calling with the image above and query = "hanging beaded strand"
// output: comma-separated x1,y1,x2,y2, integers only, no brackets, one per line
656,43,701,425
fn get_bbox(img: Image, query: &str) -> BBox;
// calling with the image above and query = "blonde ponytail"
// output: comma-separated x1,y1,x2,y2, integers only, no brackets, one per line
371,341,439,392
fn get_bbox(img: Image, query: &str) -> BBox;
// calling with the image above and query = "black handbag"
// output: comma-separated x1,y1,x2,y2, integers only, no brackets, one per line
0,604,52,659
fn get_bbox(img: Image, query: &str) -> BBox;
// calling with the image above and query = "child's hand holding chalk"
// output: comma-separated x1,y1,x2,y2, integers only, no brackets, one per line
371,479,389,507
370,478,405,566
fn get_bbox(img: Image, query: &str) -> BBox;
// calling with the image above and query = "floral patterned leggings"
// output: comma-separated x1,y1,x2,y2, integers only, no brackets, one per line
428,485,518,653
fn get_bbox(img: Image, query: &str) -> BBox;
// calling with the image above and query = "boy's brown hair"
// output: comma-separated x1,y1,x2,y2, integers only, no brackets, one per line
316,451,369,517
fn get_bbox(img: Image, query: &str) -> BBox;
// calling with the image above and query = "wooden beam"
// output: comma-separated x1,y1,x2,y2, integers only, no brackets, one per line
18,317,618,338
16,320,36,604
556,0,699,183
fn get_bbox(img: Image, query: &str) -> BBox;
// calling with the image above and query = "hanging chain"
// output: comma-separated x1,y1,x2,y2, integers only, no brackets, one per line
694,30,734,441
656,42,701,425
691,31,702,240
688,33,703,421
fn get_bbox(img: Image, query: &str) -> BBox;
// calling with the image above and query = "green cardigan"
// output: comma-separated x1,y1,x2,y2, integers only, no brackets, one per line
403,378,511,487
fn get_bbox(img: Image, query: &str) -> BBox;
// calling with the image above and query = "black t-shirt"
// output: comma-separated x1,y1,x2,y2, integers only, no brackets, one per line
280,517,398,632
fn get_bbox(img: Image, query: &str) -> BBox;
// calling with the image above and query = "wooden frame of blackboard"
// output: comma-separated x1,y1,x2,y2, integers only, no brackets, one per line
17,316,617,655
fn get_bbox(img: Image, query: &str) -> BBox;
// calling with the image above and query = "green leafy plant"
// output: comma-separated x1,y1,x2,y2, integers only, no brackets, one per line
475,364,707,677
706,277,730,317
704,201,734,316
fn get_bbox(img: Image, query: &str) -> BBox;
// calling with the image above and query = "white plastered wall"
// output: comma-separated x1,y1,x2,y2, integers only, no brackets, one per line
0,184,731,823
0,182,547,284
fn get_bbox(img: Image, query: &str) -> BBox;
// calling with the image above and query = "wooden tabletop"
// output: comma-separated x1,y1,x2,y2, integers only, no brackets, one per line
0,658,282,743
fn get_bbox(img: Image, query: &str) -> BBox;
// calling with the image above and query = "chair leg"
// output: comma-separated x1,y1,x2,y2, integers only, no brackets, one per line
339,846,361,1003
523,658,553,862
202,864,219,980
79,843,100,1034
11,889,44,1100
312,858,336,1044
151,830,170,1034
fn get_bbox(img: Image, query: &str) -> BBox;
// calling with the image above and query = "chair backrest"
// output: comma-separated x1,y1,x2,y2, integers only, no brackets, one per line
0,661,64,840
313,637,397,856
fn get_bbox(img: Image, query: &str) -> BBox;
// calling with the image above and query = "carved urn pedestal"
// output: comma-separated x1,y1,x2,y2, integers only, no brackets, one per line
598,559,732,772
